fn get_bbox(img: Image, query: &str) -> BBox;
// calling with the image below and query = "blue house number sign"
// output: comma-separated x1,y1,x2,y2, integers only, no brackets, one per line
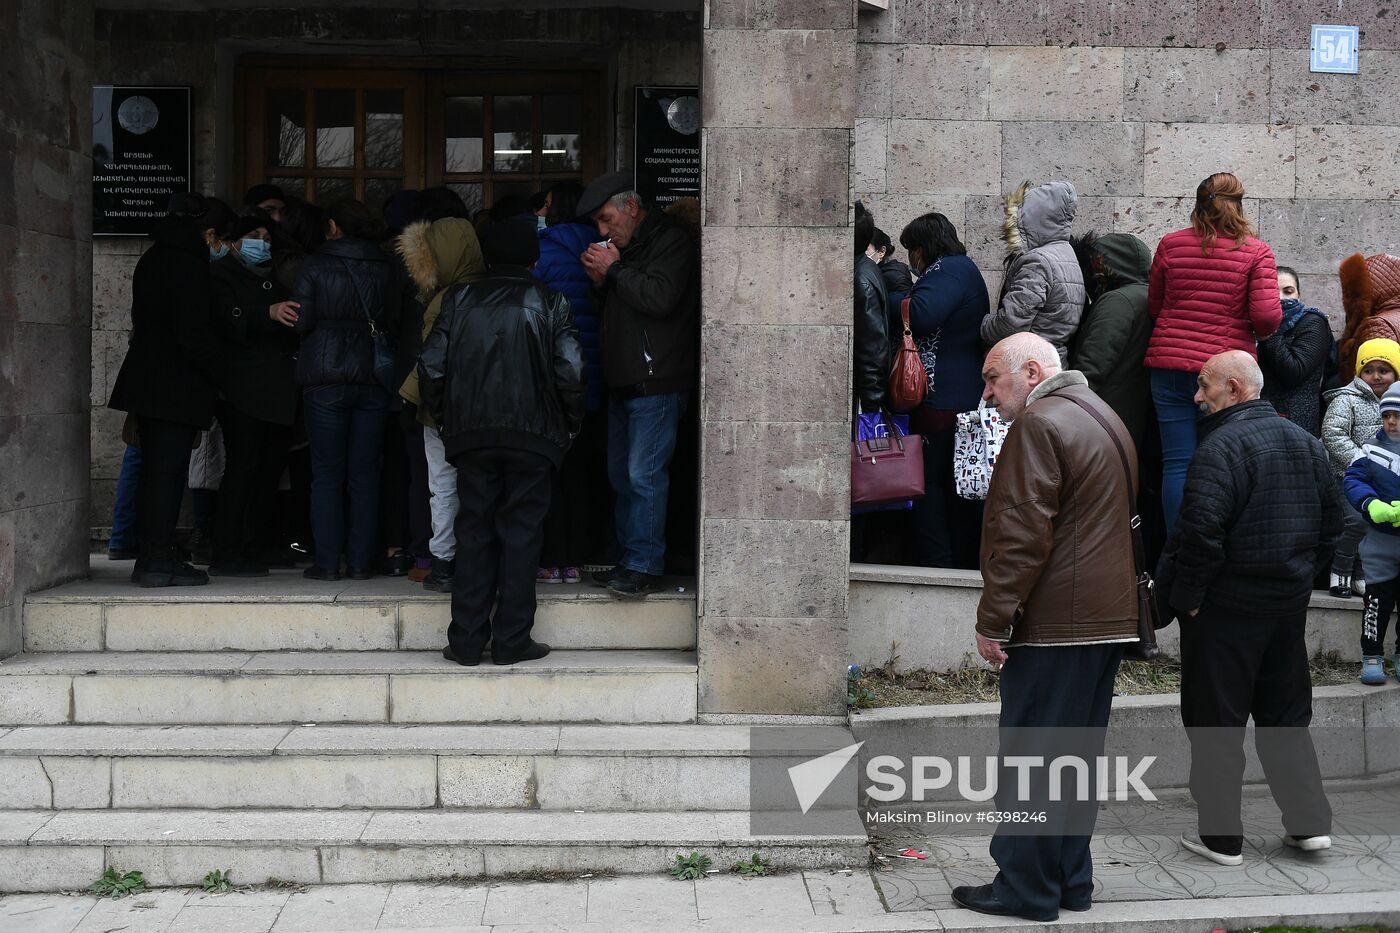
1311,25,1360,74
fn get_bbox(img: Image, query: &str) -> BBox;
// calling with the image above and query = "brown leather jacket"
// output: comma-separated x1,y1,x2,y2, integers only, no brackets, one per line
975,370,1141,647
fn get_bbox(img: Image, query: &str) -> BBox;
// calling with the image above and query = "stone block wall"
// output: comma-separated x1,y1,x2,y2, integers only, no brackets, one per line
0,0,95,656
88,6,700,529
856,1,1400,328
698,2,856,715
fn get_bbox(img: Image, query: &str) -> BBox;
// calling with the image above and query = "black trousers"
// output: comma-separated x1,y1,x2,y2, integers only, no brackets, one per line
1180,605,1331,854
909,408,983,569
1362,577,1399,656
989,643,1123,919
134,416,198,561
541,408,612,567
213,405,292,565
448,448,555,661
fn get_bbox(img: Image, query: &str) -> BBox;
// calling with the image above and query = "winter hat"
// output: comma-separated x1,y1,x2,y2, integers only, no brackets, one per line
1381,383,1400,416
1356,338,1400,376
577,169,638,218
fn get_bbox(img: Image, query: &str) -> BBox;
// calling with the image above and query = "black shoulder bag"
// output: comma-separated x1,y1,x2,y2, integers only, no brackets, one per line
337,257,396,392
1056,392,1163,662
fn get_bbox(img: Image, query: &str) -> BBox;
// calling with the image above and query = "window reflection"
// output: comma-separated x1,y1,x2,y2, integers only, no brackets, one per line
542,95,582,172
266,90,305,168
445,97,483,173
364,90,404,170
493,95,533,172
315,90,355,168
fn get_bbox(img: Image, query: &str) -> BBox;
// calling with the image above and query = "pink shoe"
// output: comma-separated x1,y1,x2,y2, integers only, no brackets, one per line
537,567,562,584
562,566,583,584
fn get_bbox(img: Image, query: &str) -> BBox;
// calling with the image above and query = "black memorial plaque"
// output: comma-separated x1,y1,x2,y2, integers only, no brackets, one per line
634,86,700,207
92,85,193,236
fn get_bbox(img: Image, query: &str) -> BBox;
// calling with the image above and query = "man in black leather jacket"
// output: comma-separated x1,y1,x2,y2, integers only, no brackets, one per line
855,203,890,411
419,218,586,666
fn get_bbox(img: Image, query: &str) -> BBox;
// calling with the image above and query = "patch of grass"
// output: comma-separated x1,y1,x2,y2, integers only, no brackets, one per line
733,853,771,877
202,869,234,894
90,867,145,899
854,649,1361,708
671,852,713,880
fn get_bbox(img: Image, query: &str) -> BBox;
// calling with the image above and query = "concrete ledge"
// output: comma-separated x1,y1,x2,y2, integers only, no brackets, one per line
850,563,1367,672
0,808,869,891
24,562,697,653
851,682,1400,803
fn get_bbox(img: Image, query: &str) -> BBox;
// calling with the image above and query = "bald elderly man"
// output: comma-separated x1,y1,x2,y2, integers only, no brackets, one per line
954,333,1141,922
1163,350,1343,866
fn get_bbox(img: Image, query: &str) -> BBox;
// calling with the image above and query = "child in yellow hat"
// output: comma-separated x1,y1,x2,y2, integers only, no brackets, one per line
1323,337,1400,601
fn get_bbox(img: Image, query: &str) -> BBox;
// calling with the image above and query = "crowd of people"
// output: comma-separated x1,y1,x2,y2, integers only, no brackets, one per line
107,173,699,659
855,171,1400,685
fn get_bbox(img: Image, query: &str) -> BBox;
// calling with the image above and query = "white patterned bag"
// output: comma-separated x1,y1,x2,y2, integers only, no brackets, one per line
954,401,1010,500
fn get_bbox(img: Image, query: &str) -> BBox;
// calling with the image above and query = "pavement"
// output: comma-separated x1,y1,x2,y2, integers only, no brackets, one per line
6,786,1400,932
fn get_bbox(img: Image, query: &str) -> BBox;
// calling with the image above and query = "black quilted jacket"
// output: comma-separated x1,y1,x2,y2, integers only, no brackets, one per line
855,255,890,409
1163,399,1345,618
292,237,399,387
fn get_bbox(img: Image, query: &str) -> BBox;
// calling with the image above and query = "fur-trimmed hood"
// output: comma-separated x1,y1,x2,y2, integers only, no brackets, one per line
396,218,485,300
1003,180,1077,256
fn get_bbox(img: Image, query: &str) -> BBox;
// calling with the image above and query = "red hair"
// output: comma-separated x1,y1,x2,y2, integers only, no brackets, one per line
1191,172,1254,253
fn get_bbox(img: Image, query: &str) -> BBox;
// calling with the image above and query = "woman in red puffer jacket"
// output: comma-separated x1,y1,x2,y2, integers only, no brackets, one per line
1147,172,1283,531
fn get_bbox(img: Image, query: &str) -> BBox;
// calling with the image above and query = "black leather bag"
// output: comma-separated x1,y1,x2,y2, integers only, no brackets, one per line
337,257,396,392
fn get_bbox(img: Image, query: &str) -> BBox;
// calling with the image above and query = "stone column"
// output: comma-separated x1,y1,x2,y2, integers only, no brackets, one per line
698,1,856,715
0,0,95,656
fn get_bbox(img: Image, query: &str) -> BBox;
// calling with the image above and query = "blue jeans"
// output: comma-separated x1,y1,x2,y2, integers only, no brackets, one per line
607,392,688,576
303,384,391,571
1150,368,1201,533
109,444,142,550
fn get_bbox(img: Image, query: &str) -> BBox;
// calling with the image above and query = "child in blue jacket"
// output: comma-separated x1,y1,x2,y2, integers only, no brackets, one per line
1343,381,1400,684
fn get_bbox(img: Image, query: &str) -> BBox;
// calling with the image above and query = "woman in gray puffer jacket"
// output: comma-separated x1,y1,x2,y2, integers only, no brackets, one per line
981,180,1086,367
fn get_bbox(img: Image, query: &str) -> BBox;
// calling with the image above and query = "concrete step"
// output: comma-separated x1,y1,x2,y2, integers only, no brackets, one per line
0,651,699,726
0,808,869,892
24,562,696,653
0,723,860,812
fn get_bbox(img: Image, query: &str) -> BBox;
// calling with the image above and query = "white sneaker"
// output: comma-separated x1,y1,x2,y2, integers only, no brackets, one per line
1284,834,1331,852
1180,834,1244,866
1355,577,1368,596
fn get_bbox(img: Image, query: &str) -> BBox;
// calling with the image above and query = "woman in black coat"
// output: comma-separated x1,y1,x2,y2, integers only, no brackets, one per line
207,208,301,576
293,199,399,580
1259,266,1333,438
108,193,234,587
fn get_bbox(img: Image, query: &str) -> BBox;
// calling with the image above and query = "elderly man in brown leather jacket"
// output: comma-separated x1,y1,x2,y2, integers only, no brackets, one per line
951,332,1140,923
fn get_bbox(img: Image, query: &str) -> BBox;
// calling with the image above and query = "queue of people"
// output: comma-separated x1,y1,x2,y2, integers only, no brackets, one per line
856,169,1400,693
107,172,699,658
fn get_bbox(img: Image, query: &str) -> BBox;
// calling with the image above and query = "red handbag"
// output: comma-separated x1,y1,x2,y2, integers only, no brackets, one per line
887,297,927,412
851,408,926,507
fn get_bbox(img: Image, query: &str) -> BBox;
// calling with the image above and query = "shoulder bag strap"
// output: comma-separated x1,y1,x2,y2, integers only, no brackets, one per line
334,256,380,336
900,297,914,349
1055,392,1147,578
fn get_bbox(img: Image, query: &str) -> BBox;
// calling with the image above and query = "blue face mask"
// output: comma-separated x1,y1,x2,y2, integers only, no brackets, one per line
209,242,229,261
240,237,272,265
537,214,548,232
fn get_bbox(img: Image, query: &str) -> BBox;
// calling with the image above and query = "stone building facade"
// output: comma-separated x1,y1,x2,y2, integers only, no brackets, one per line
7,0,1400,713
855,2,1400,331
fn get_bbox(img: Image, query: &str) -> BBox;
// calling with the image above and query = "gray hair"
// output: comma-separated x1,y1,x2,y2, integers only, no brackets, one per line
996,332,1062,378
608,190,642,212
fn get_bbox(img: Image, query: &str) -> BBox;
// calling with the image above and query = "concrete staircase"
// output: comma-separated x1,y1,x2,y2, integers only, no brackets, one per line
0,565,867,892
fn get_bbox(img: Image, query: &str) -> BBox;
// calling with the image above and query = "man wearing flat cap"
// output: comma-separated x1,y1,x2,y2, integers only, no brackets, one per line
578,171,699,598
